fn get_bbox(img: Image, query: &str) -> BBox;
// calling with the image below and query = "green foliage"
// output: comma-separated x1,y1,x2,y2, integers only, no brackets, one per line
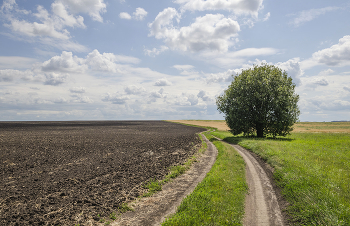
109,212,117,220
216,63,300,137
118,203,134,213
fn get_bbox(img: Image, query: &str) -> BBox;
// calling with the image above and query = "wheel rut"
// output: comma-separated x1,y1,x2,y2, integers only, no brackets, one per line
213,136,285,226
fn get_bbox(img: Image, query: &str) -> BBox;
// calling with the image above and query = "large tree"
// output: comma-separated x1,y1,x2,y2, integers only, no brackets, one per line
216,64,300,138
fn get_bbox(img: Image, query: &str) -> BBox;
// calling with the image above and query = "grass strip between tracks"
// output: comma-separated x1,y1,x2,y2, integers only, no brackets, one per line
161,132,247,226
211,130,350,225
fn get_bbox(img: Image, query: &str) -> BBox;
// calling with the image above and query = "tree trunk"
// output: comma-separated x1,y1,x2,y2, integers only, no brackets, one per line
256,123,264,138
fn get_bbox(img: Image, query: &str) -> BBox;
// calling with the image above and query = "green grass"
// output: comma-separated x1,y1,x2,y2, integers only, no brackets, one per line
212,131,350,225
161,132,247,225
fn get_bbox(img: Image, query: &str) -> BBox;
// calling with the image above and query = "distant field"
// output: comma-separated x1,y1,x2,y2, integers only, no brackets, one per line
170,120,350,133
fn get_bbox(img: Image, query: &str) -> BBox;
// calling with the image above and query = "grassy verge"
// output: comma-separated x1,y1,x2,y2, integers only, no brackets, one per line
142,133,207,197
161,132,247,226
212,131,350,225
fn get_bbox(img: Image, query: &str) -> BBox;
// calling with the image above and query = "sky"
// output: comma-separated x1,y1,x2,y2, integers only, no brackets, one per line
0,0,350,122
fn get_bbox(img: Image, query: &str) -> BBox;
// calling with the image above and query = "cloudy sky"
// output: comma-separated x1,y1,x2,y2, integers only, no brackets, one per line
1,0,350,121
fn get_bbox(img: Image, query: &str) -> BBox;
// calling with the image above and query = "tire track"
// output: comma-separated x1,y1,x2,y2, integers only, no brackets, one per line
213,136,284,226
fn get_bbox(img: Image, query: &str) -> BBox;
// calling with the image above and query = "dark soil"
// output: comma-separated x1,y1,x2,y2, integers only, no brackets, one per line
0,121,205,226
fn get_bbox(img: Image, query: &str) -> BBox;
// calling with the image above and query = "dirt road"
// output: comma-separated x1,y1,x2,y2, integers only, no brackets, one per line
111,134,218,225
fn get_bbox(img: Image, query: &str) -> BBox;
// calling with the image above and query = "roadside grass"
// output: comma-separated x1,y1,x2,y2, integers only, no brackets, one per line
141,133,207,198
161,132,247,226
212,130,350,225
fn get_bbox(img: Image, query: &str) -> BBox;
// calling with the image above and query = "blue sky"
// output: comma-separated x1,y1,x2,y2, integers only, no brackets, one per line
1,0,350,121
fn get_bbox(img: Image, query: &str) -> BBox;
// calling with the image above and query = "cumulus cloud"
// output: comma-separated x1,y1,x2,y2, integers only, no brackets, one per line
186,93,199,106
2,2,86,40
291,6,339,27
173,65,198,75
59,0,106,22
206,69,236,83
70,87,86,93
154,78,172,86
119,12,131,19
120,7,147,21
174,0,263,16
0,0,105,50
149,10,240,52
44,72,68,85
42,51,86,72
124,85,146,95
311,35,350,67
197,90,212,101
102,93,129,104
85,49,140,73
133,8,147,20
0,69,35,82
343,86,350,92
276,58,302,86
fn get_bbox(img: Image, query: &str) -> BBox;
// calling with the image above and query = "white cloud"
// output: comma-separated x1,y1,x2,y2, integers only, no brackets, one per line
0,69,35,82
133,7,147,21
3,3,86,40
173,64,198,75
144,45,169,57
51,2,85,28
312,35,350,67
59,0,106,22
276,58,302,86
0,0,106,51
186,93,199,105
44,72,68,86
206,69,236,83
70,87,86,93
291,6,339,27
201,47,278,68
174,0,263,16
102,93,129,104
154,78,172,86
42,51,86,73
149,10,240,52
197,90,212,101
301,35,350,70
120,8,147,21
119,12,131,20
86,49,140,73
148,7,181,39
124,85,146,95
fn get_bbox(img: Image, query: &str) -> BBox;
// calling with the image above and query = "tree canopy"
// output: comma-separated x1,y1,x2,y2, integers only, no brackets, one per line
216,64,300,137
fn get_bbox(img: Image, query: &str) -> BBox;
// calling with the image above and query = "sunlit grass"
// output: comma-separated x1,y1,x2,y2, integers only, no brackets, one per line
212,131,350,225
162,132,247,225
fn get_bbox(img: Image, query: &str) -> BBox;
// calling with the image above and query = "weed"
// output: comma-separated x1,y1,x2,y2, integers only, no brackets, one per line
119,203,134,213
109,212,117,220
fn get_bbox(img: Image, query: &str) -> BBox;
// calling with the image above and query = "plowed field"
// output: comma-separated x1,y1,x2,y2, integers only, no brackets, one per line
0,121,205,226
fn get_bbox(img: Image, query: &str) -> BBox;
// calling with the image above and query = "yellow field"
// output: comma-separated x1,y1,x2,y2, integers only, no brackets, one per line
169,120,350,133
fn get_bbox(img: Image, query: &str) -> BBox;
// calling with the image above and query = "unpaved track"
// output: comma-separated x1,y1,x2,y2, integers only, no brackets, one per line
111,134,218,225
213,136,284,226
112,133,285,226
